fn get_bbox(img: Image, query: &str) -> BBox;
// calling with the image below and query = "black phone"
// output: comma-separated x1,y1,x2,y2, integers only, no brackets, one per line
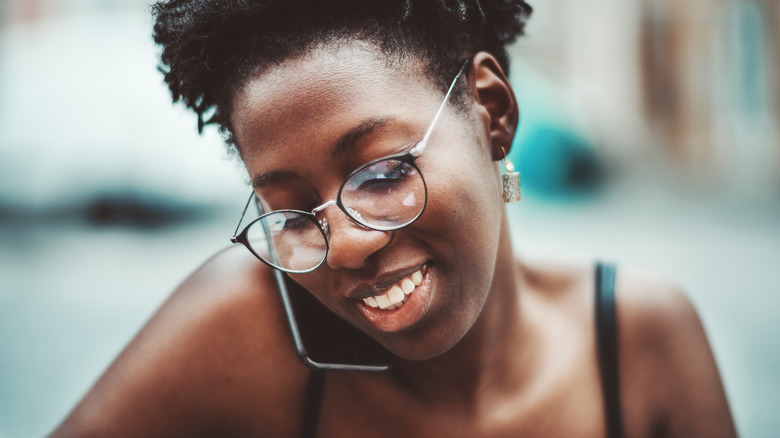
273,268,393,371
251,196,392,371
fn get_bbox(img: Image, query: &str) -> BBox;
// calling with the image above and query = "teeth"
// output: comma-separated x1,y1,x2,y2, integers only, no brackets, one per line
401,278,415,294
387,286,405,304
361,267,426,311
375,294,392,309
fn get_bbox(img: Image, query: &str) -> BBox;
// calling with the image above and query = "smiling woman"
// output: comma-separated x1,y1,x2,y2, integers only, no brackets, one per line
50,1,737,437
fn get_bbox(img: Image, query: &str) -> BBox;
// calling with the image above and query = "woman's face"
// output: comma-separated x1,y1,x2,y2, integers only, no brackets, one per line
231,43,507,360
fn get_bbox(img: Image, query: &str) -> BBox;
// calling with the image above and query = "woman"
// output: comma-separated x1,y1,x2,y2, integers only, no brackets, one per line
52,1,736,436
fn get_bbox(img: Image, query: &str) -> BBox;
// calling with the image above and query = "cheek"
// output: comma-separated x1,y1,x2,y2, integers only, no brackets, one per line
415,150,504,306
419,118,503,246
420,149,503,264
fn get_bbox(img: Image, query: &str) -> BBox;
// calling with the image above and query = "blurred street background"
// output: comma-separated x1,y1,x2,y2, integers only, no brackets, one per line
1,0,778,436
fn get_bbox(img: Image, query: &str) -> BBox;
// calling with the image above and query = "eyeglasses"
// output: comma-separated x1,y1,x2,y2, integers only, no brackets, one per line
230,59,470,273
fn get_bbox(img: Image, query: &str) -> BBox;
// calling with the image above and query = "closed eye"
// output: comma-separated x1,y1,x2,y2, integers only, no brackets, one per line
282,214,312,231
350,160,413,193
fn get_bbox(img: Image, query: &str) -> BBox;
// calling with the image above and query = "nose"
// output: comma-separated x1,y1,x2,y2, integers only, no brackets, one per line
318,205,392,270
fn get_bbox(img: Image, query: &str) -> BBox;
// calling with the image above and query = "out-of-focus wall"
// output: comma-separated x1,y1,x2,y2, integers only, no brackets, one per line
0,0,247,222
510,0,779,195
639,0,779,190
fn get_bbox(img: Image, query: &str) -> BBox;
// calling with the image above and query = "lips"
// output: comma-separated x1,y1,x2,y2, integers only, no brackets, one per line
352,264,433,333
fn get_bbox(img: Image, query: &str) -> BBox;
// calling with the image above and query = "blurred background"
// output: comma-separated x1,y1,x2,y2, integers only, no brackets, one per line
0,0,777,436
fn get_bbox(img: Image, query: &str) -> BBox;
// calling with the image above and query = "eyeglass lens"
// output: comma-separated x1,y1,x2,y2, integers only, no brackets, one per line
245,157,425,272
340,157,425,230
245,211,328,273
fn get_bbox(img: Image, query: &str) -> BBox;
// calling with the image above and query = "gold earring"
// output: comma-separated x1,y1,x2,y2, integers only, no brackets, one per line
501,147,522,203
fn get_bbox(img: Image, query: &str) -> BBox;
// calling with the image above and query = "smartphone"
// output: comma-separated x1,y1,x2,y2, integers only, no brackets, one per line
250,196,392,371
273,268,393,372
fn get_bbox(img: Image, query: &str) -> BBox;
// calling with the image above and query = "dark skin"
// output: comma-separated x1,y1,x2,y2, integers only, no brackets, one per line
51,42,737,437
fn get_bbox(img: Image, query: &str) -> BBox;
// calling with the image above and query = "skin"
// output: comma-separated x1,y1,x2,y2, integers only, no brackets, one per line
51,42,737,437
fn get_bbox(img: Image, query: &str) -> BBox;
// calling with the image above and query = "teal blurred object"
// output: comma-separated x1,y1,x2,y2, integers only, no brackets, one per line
509,125,601,198
507,63,602,200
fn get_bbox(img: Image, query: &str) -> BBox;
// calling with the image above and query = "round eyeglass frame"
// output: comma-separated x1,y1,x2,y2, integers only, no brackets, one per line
334,150,427,232
231,150,427,274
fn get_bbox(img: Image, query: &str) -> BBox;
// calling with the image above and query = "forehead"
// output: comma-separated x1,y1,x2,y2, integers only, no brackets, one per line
230,42,440,162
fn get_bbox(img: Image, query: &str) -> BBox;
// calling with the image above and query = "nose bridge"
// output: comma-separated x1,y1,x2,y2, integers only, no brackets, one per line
311,199,337,216
316,201,391,270
313,197,372,238
310,199,337,239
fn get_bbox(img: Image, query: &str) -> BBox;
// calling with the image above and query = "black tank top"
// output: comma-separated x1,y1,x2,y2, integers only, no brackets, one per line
300,262,623,438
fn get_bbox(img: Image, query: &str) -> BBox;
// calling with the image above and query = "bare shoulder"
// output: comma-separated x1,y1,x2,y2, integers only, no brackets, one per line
615,265,737,438
51,246,311,437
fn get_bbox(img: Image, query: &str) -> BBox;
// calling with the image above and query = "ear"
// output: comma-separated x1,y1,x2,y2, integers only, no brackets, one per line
468,52,519,161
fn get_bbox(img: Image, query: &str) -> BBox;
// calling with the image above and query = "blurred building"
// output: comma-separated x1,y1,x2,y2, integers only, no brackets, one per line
640,0,779,189
511,0,779,195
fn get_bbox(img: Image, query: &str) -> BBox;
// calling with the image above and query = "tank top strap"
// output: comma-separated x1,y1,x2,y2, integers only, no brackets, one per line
300,370,325,438
595,261,624,438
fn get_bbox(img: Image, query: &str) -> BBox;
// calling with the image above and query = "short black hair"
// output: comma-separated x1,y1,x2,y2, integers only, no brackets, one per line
152,0,532,150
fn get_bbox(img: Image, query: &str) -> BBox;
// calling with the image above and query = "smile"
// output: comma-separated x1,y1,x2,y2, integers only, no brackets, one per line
362,267,424,311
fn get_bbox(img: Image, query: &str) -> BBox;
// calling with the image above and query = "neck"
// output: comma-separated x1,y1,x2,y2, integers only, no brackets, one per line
388,216,540,412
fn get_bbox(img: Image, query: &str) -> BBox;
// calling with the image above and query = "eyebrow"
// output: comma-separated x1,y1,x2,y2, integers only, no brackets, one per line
332,117,391,158
252,169,300,189
252,117,393,189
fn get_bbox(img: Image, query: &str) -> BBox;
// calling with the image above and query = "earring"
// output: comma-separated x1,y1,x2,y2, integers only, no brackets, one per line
501,147,522,203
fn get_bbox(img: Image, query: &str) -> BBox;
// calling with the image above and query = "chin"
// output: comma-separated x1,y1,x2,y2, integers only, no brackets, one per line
378,321,470,362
